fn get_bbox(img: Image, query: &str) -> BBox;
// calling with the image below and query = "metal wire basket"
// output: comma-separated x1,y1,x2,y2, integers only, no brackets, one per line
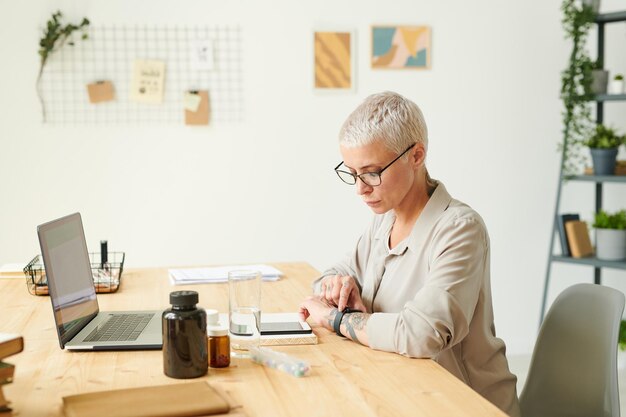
23,252,125,296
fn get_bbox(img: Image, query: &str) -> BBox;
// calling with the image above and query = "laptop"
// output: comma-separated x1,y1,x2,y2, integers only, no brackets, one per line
38,212,162,350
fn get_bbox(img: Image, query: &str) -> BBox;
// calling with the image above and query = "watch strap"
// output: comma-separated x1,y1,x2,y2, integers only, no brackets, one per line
333,308,361,337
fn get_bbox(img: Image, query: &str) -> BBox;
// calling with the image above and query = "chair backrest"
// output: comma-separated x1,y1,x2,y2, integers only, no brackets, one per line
520,283,625,417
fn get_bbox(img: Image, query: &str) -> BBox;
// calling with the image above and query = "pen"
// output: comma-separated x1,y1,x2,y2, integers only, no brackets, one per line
100,240,108,270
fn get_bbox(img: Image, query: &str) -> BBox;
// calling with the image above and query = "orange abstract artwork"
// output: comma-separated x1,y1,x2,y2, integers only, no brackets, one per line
314,32,352,89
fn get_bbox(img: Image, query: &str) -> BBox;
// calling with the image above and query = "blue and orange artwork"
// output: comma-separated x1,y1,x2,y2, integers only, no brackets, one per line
372,26,431,69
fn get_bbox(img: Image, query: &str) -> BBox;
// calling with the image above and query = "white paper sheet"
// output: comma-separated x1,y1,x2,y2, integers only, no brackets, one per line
168,264,283,285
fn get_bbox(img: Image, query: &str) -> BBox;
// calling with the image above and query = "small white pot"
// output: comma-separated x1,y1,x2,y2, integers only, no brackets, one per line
609,79,624,95
596,229,626,261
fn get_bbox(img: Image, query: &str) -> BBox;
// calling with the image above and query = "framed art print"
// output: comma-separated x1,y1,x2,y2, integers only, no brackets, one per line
313,30,355,91
371,25,431,70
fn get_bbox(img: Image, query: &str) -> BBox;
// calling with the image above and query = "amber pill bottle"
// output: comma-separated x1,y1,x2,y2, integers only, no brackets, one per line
207,310,230,368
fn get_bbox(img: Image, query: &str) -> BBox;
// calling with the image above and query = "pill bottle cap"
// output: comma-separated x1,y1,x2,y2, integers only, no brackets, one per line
207,324,228,336
205,309,219,325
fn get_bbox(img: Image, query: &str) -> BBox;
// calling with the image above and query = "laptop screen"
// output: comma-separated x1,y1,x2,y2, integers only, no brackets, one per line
38,213,99,348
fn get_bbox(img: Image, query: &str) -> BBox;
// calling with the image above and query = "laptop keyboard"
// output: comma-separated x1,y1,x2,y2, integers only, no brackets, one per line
84,314,153,342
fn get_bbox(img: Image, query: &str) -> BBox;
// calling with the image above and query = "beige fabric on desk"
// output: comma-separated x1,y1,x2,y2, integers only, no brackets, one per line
315,182,520,417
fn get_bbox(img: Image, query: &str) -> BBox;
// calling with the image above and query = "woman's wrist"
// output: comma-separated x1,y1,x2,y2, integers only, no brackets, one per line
333,308,363,337
325,307,339,331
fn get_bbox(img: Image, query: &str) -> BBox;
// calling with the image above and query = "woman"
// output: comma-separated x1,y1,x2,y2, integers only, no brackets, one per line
299,92,520,417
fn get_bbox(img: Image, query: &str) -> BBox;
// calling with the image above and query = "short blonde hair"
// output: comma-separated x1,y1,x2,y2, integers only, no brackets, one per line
338,91,429,155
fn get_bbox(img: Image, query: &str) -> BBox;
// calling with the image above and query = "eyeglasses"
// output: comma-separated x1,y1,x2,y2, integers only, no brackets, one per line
334,144,416,186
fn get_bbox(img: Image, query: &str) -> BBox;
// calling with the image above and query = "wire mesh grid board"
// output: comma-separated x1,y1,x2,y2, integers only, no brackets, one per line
39,25,243,125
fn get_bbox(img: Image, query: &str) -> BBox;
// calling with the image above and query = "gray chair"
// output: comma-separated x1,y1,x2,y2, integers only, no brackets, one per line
520,283,625,417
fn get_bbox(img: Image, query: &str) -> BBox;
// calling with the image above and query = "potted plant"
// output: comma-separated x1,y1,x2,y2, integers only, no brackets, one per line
610,73,624,94
583,124,625,175
593,209,626,260
559,0,596,176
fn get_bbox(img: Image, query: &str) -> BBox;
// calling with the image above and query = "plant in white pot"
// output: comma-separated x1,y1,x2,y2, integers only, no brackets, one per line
583,124,625,175
593,209,626,261
610,73,624,94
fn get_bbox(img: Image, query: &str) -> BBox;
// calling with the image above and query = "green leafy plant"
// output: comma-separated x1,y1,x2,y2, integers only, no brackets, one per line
615,74,624,81
583,124,626,149
37,11,90,122
559,0,597,176
593,210,626,230
591,58,604,71
620,320,626,351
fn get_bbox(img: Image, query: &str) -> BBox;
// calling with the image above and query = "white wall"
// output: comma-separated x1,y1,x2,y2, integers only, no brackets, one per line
1,0,625,355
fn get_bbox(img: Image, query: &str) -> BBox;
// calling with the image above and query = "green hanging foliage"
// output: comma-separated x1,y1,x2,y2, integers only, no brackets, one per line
37,11,90,122
559,0,596,176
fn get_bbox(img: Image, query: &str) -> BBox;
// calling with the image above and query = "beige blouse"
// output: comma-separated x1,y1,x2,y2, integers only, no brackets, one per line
314,182,520,417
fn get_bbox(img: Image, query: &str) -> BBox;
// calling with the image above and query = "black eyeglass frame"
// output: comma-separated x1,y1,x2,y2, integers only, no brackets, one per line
334,143,416,186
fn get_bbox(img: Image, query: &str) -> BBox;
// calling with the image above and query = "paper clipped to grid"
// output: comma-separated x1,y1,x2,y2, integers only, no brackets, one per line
168,264,283,285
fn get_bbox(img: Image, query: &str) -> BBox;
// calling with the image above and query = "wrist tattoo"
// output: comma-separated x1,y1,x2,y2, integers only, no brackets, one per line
326,308,338,329
343,313,369,344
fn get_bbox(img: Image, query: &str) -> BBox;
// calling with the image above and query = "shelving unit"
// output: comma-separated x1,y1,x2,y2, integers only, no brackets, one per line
550,255,626,270
541,10,626,324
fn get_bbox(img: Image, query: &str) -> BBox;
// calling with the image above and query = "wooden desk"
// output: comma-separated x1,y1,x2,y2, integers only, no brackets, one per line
0,263,506,417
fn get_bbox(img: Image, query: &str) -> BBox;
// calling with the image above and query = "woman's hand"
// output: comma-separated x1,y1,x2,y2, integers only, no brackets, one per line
299,296,337,330
320,275,367,312
299,295,371,346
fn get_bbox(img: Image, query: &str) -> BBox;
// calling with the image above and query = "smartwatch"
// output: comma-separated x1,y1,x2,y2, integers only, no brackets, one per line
333,308,362,337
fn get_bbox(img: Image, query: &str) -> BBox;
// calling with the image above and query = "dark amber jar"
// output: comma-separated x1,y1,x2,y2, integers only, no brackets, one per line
162,291,208,378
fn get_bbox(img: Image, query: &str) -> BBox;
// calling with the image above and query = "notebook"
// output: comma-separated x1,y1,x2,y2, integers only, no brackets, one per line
38,212,162,350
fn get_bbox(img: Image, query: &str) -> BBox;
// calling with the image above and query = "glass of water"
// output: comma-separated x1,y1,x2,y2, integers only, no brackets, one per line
228,270,261,358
